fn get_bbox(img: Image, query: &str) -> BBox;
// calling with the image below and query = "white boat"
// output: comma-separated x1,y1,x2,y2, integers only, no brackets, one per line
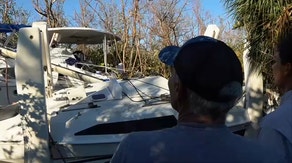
48,27,121,87
0,22,250,162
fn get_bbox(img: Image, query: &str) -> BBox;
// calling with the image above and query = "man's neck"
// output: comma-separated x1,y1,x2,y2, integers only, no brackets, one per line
178,113,224,125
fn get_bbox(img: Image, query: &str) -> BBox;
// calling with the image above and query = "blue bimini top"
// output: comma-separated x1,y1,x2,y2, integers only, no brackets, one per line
0,24,30,33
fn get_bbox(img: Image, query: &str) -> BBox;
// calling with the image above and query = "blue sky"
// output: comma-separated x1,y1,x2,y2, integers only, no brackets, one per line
15,0,228,25
201,0,228,17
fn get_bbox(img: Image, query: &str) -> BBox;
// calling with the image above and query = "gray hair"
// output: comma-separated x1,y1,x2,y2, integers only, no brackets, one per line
187,81,243,121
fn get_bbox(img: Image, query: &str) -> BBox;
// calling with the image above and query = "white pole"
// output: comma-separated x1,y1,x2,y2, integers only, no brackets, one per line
204,24,220,39
103,35,108,73
32,22,53,97
15,26,51,163
243,42,264,139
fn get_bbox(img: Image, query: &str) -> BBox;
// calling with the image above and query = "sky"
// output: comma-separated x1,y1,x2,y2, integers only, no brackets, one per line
201,0,228,17
15,0,229,25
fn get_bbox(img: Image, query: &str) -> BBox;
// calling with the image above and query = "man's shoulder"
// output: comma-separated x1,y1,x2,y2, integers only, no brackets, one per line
260,102,292,129
261,107,285,126
231,135,284,162
230,134,267,148
126,127,176,141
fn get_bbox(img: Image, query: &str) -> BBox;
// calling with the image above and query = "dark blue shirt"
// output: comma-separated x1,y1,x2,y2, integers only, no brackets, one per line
258,90,292,162
111,123,283,163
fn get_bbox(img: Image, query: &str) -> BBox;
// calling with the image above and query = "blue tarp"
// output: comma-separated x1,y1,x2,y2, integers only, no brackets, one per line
0,24,31,33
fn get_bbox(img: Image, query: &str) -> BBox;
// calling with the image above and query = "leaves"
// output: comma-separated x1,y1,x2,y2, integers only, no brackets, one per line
3,0,246,79
224,0,292,86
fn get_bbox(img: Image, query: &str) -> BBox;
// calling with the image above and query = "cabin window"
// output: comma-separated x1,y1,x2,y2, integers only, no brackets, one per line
75,115,177,135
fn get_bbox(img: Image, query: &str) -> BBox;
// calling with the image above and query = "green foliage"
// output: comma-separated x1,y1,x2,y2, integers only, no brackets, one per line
87,48,104,65
142,50,170,77
5,0,248,81
224,0,292,87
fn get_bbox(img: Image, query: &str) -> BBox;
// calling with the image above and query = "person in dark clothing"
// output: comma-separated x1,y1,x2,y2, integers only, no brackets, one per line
258,32,292,163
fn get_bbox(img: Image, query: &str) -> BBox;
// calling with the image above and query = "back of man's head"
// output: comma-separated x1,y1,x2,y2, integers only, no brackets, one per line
159,36,243,121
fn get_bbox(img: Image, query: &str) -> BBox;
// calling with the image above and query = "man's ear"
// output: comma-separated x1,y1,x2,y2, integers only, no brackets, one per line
172,74,188,112
284,63,292,76
173,72,182,93
175,76,188,102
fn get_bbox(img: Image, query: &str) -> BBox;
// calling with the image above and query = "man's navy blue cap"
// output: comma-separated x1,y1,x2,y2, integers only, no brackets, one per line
159,36,243,102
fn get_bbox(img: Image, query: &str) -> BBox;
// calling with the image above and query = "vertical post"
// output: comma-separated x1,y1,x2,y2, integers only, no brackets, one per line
15,27,51,163
243,43,264,139
103,35,108,73
204,24,220,39
32,22,53,97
